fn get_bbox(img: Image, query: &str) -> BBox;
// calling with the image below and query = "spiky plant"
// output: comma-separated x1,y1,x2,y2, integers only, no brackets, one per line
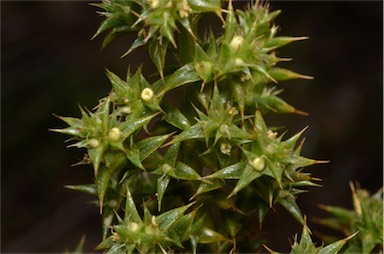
315,182,383,253
52,0,358,253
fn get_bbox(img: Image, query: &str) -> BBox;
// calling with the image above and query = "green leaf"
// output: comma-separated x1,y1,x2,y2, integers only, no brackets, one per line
97,166,114,213
124,187,143,224
126,146,144,170
191,215,227,245
157,202,195,231
278,193,304,225
165,142,181,166
188,0,222,13
137,133,172,161
223,0,237,42
88,145,107,176
229,163,262,197
167,210,197,246
65,184,97,196
122,36,146,58
167,124,204,145
157,175,170,212
148,40,169,80
264,36,308,51
164,106,191,130
269,67,313,82
169,162,201,180
119,113,158,139
158,63,201,95
176,26,196,65
319,234,356,254
191,178,225,199
206,161,246,180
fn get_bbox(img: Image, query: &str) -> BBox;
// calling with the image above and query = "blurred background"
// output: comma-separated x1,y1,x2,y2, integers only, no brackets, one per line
1,1,382,252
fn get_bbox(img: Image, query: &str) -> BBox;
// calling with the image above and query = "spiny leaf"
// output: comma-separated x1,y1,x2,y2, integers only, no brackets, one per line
318,233,358,254
65,184,97,196
157,175,171,211
205,161,246,180
124,187,142,224
269,67,313,82
149,39,169,80
156,63,201,95
157,202,195,231
137,133,173,161
264,36,309,51
228,163,262,198
169,162,201,181
278,193,304,225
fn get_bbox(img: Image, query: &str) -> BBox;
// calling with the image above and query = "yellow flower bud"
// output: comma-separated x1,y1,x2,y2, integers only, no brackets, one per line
88,138,100,148
141,87,154,102
108,127,122,142
250,157,265,171
220,142,232,155
229,35,244,50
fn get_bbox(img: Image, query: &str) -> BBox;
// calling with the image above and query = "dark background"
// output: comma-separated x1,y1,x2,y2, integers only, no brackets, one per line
1,1,383,252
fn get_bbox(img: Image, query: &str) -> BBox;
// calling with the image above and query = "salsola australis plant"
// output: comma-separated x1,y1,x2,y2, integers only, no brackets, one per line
315,183,383,253
52,0,356,253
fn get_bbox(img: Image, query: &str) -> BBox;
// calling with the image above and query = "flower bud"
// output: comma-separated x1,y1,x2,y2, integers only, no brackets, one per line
141,87,154,102
266,130,277,139
220,142,232,155
108,127,122,142
219,124,229,134
229,35,244,50
162,163,172,174
88,138,100,148
250,156,265,171
194,61,213,81
127,221,139,232
235,58,245,66
120,106,132,114
149,0,159,9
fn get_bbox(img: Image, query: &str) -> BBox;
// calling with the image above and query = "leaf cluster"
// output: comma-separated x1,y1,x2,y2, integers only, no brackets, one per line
52,1,358,253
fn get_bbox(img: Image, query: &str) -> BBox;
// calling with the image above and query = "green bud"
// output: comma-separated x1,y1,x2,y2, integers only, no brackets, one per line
88,138,100,148
127,221,140,232
220,142,232,155
120,106,132,114
108,127,122,142
219,124,229,134
162,163,172,174
194,61,213,82
141,87,154,102
229,35,244,50
250,157,265,171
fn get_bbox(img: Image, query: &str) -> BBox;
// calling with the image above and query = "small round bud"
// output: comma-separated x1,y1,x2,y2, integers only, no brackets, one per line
120,106,132,114
235,58,245,66
141,87,154,102
220,142,232,155
229,35,244,50
266,130,277,140
240,73,251,81
149,0,159,9
88,138,100,148
194,61,213,81
122,97,129,104
250,157,265,171
108,127,122,142
179,0,192,18
151,215,158,227
162,163,172,174
127,221,139,232
228,107,238,116
219,124,229,134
